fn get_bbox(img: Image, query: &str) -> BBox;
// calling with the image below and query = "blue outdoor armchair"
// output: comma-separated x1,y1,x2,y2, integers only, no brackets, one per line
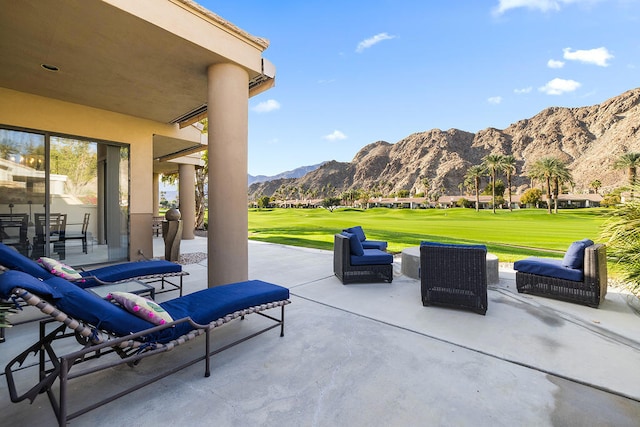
514,239,607,307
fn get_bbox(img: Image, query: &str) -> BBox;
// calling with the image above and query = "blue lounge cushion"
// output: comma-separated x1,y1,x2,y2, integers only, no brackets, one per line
0,242,54,280
421,241,487,252
160,280,290,340
0,270,155,337
561,239,594,269
0,270,290,344
341,231,364,256
350,249,393,265
0,269,62,300
514,257,583,282
78,260,182,287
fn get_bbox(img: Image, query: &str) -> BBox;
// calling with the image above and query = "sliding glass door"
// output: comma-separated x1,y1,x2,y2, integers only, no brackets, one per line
0,127,129,265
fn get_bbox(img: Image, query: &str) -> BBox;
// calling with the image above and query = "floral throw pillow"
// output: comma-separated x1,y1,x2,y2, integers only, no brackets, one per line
38,257,84,281
107,291,173,326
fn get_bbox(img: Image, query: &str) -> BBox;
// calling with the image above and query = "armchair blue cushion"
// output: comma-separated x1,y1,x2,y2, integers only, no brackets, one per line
513,257,583,282
562,239,594,269
341,231,364,256
351,249,393,265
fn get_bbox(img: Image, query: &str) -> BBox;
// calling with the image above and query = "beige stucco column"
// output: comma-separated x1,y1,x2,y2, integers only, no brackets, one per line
207,63,249,287
152,173,160,216
178,163,195,240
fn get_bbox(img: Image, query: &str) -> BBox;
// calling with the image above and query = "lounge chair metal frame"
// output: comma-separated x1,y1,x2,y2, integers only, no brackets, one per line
3,286,290,426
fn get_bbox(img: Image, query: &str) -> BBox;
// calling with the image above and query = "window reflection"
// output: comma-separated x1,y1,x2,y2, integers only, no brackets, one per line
0,128,129,265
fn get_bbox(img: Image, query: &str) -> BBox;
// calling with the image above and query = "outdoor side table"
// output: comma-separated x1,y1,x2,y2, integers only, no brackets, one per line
88,280,156,300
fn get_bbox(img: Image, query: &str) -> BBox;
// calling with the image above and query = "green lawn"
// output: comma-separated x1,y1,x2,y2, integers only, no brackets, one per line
248,207,608,262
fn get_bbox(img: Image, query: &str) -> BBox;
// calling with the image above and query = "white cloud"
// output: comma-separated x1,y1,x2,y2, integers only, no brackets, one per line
539,78,581,95
493,0,598,15
547,59,565,68
563,47,613,67
487,96,503,104
514,86,533,94
252,99,281,113
356,33,396,53
324,130,347,141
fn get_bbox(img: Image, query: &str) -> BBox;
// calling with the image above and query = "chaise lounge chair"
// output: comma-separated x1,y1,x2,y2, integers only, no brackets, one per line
0,242,188,343
0,269,290,426
0,242,187,295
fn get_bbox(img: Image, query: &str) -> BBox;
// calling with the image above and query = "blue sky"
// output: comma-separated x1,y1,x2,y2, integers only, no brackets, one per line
198,0,639,177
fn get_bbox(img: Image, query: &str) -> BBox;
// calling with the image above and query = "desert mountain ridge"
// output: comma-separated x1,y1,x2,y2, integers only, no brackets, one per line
248,162,327,186
248,87,640,200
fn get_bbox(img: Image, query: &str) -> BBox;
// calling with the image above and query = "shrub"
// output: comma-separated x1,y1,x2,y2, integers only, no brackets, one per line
600,194,640,295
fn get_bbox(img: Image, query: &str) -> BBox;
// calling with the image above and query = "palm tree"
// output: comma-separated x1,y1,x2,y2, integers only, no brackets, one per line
590,179,601,194
501,155,517,212
528,157,560,214
614,152,640,199
482,154,505,214
464,165,485,212
551,162,573,214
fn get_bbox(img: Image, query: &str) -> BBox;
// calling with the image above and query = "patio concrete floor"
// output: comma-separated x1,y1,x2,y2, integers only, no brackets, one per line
1,236,640,426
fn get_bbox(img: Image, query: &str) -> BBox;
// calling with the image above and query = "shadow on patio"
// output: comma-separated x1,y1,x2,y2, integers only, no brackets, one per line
1,237,640,426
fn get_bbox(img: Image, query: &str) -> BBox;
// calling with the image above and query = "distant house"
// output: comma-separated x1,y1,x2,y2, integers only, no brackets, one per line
543,194,603,208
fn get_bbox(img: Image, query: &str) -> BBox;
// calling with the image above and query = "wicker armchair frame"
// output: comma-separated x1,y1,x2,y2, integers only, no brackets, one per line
516,244,607,308
333,234,393,284
420,244,488,315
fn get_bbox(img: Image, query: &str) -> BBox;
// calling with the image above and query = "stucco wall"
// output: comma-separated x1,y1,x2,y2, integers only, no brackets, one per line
0,87,201,259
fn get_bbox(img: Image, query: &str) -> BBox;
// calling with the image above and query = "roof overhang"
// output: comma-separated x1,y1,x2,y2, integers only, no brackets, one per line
0,0,275,127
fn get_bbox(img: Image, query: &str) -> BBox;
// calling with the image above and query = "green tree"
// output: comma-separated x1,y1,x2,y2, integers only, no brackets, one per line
50,139,97,196
195,150,208,229
552,162,573,214
528,157,561,214
590,179,602,194
397,189,410,198
520,188,542,207
501,155,517,212
464,165,485,212
482,154,505,214
321,197,341,212
257,195,271,209
614,152,640,199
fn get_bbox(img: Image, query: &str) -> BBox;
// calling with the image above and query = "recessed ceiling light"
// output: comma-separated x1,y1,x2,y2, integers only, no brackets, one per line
41,64,59,72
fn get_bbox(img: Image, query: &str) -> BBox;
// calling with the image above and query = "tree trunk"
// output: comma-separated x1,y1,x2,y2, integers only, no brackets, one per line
546,177,552,214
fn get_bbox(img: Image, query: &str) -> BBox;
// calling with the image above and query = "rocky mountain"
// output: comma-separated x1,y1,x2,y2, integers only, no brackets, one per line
248,162,326,186
248,88,640,200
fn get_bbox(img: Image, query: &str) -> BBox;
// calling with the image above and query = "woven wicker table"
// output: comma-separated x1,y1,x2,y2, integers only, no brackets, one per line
401,246,499,284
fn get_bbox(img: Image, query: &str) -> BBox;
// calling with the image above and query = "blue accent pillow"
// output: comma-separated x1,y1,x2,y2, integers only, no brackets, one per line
561,239,594,269
345,226,366,242
341,231,364,256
